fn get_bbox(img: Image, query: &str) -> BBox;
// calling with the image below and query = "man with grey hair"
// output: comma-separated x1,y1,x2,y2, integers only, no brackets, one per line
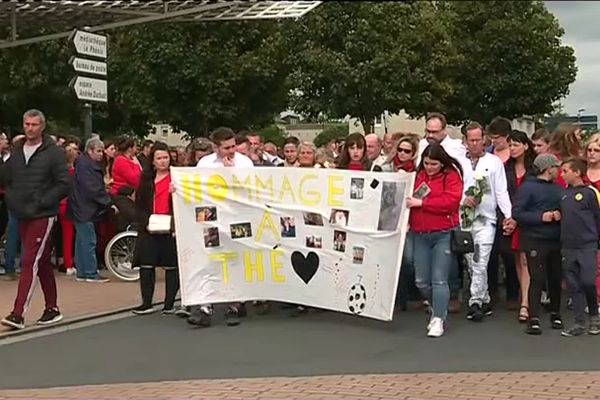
0,109,70,330
68,137,113,283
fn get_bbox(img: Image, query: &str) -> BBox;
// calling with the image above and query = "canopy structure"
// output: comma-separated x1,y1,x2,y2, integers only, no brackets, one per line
0,0,321,49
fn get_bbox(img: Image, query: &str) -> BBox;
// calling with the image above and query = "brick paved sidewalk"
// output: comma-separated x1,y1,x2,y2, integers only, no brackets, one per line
0,272,165,336
0,372,598,400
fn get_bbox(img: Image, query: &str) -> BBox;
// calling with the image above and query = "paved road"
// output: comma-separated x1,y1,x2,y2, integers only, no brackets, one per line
0,304,599,391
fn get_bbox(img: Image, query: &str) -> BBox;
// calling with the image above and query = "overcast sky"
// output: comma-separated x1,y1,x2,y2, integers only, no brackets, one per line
545,1,599,117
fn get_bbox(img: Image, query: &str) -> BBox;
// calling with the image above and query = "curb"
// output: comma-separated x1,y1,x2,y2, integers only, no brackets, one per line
0,300,167,341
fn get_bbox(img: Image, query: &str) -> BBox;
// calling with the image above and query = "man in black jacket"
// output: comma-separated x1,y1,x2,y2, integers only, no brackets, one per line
0,109,70,330
69,137,113,283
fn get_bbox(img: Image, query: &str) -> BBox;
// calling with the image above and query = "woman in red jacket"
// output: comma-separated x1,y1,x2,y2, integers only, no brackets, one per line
111,136,142,196
406,144,464,338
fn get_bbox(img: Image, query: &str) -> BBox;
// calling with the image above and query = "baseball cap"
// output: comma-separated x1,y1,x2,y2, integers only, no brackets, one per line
533,154,560,173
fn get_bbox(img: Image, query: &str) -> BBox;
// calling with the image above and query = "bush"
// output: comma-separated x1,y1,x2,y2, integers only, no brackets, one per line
255,124,286,148
314,124,349,148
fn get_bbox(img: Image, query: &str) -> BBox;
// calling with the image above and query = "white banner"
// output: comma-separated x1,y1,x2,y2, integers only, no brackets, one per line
172,167,415,321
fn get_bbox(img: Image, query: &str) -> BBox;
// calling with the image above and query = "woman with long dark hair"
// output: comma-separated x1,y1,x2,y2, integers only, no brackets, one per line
505,130,536,323
337,133,375,171
131,142,179,314
406,144,463,337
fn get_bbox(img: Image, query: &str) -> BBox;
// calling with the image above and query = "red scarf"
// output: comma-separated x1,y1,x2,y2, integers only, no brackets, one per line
347,162,364,171
393,158,416,172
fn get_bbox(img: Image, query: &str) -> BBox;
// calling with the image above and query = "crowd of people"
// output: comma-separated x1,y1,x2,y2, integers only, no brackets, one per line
0,109,599,341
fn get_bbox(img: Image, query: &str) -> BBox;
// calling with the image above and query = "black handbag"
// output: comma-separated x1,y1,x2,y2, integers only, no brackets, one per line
450,229,474,254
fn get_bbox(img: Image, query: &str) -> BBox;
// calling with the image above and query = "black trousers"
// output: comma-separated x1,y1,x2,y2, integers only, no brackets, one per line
487,226,519,302
563,247,599,324
139,268,180,310
523,238,561,319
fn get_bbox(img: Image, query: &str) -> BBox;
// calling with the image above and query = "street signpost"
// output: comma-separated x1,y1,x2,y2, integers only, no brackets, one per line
69,56,107,76
68,29,108,137
69,76,108,103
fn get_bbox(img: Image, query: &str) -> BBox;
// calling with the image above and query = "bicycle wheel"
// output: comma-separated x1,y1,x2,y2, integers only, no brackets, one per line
104,230,139,282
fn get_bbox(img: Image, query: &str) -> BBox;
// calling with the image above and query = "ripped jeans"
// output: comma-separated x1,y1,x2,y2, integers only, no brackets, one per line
411,230,454,320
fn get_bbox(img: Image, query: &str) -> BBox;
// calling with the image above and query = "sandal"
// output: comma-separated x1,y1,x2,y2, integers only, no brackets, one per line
518,305,529,323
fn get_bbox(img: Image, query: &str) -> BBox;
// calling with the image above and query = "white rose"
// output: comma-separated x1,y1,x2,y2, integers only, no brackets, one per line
473,172,483,180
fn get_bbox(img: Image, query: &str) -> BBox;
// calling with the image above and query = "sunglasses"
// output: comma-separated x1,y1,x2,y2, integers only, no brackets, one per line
397,148,413,154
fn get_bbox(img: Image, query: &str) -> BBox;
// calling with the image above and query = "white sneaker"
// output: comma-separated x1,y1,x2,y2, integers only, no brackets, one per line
66,268,76,276
427,317,444,338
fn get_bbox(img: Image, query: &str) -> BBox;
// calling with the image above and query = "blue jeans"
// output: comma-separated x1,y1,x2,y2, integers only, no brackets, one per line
412,230,454,319
4,212,20,273
74,221,99,279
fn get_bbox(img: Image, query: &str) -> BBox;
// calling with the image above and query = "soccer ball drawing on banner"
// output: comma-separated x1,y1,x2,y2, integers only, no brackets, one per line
348,275,367,315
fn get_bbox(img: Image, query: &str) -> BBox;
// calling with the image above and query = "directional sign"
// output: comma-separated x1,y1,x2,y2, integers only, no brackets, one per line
69,76,108,103
69,56,107,77
71,30,107,59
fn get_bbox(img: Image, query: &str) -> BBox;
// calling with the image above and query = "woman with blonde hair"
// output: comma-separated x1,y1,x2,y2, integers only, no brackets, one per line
584,133,600,308
297,142,321,168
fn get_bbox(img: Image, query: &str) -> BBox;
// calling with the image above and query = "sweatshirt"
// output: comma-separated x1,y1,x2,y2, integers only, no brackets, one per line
560,185,600,249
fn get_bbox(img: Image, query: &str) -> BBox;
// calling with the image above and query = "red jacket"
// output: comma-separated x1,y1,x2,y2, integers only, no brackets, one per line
111,155,142,196
409,168,463,233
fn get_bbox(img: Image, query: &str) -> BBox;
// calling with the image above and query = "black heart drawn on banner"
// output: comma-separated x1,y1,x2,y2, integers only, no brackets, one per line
291,251,320,284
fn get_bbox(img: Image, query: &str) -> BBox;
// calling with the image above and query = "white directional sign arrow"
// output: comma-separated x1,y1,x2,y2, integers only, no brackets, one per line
69,56,107,77
71,30,107,59
69,76,108,103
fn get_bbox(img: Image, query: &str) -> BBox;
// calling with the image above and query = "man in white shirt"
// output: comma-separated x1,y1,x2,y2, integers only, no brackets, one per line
365,133,387,166
192,127,253,328
462,122,515,322
197,128,254,168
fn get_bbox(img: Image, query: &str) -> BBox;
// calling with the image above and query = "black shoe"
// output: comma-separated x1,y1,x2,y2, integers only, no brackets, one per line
588,316,600,335
187,308,211,327
237,303,247,318
132,305,156,315
1,313,25,330
482,303,493,317
550,313,563,330
561,324,586,337
467,304,484,322
225,307,241,326
174,307,191,318
37,308,63,325
525,318,542,335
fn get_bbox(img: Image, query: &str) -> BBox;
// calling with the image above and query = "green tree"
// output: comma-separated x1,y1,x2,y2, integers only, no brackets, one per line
110,21,291,137
313,124,348,148
440,1,577,125
285,1,456,132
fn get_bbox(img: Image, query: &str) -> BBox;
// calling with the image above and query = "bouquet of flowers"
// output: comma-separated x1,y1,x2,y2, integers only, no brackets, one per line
460,173,491,229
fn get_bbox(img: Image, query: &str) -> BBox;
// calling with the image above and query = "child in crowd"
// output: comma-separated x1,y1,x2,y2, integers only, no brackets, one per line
559,158,600,336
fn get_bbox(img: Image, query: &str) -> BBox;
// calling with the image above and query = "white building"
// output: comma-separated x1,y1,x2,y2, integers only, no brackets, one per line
147,124,189,147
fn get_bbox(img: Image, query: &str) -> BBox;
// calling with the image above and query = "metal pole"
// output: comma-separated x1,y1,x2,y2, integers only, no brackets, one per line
10,3,17,41
83,103,93,139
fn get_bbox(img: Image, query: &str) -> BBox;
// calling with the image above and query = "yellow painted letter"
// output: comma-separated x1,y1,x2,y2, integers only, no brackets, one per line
231,174,253,201
256,210,281,243
244,251,265,282
270,249,286,283
278,175,297,203
255,175,274,202
207,174,228,203
298,173,320,206
208,252,238,285
328,175,344,207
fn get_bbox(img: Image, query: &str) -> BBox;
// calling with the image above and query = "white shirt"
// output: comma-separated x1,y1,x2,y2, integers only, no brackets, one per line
196,152,254,168
418,135,473,193
463,152,512,221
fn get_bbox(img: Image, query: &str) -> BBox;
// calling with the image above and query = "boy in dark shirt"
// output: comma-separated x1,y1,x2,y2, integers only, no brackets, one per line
560,158,600,336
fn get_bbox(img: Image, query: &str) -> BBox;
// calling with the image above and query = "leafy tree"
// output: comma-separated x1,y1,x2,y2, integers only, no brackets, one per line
110,21,291,137
440,1,577,125
313,124,348,148
285,1,456,132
